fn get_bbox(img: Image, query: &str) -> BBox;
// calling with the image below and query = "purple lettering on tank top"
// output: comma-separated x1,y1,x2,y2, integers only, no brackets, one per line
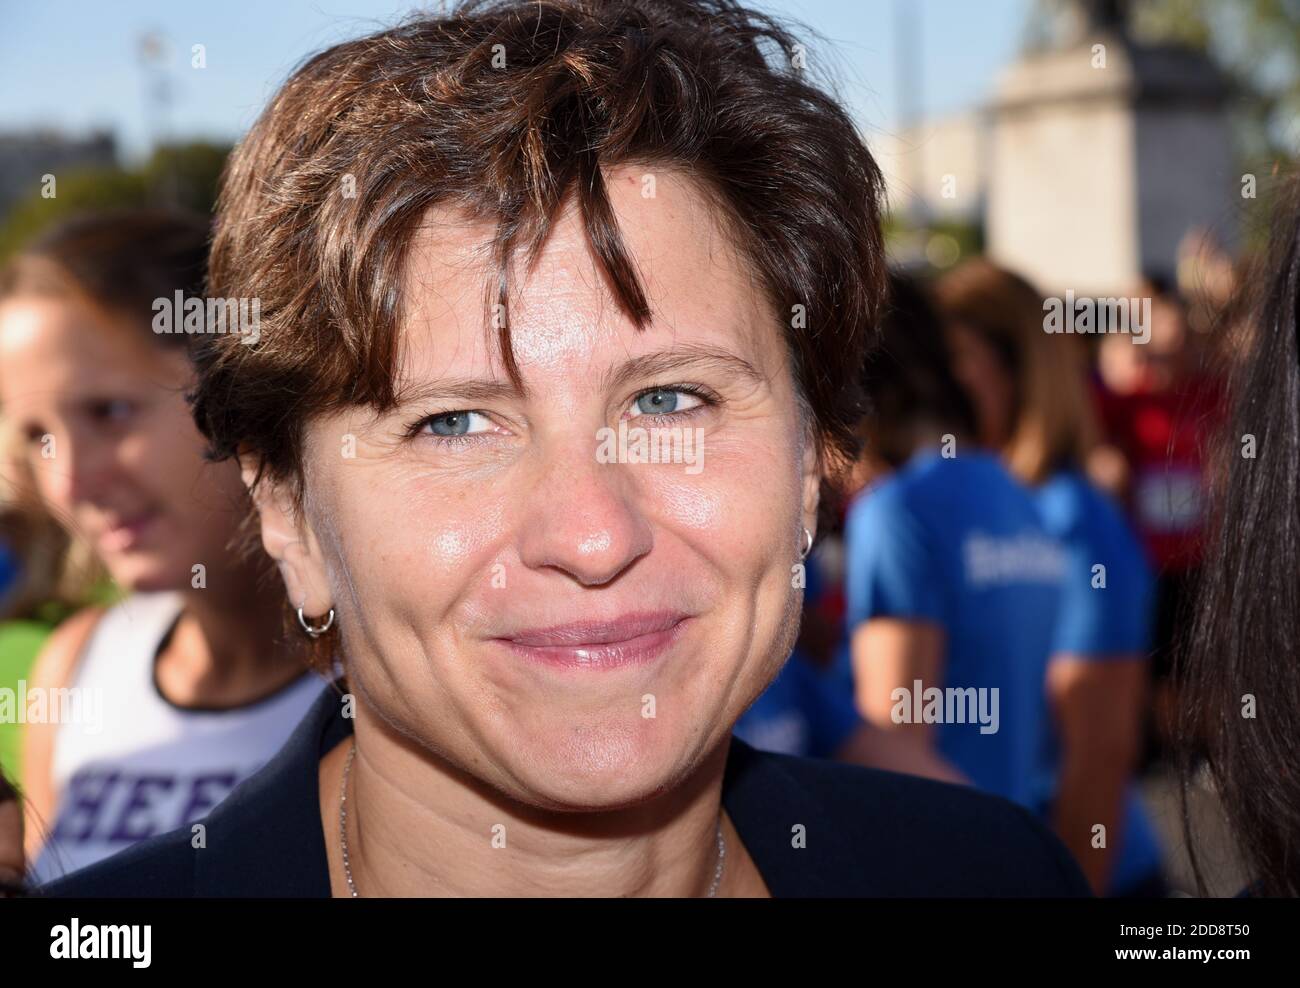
52,767,246,847
107,774,177,842
52,769,121,841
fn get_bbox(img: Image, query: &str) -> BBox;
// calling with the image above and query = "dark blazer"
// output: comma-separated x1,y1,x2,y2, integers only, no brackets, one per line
39,682,1091,897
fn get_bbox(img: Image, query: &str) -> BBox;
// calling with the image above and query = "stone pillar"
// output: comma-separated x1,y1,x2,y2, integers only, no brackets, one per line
986,7,1234,297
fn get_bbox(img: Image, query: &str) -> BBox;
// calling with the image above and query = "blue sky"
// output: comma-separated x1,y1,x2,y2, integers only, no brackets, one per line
0,0,1031,162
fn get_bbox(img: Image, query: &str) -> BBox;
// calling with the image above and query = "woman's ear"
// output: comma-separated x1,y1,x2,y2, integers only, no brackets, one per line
800,425,822,542
238,454,333,618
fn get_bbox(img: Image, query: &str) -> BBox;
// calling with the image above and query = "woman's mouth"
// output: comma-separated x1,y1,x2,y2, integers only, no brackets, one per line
493,611,692,670
97,511,160,553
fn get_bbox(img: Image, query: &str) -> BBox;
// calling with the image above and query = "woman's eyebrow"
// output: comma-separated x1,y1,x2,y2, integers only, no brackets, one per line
603,346,766,392
392,378,528,407
390,346,765,408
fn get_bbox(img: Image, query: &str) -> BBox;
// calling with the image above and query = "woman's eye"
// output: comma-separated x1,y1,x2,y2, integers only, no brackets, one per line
420,410,492,438
88,399,134,424
628,388,704,419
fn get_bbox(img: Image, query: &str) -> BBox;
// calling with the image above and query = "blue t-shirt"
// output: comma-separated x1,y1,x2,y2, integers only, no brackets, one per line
1031,469,1164,894
733,648,863,758
843,450,1064,808
1034,470,1154,655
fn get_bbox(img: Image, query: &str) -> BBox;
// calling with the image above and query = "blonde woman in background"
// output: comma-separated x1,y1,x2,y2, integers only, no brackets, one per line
936,259,1166,897
0,210,325,884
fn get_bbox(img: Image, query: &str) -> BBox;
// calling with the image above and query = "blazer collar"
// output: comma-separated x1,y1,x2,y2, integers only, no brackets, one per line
193,682,344,896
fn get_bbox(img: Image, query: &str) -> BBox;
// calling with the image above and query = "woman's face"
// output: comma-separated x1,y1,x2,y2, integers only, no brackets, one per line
945,320,1016,449
269,166,819,810
0,295,247,591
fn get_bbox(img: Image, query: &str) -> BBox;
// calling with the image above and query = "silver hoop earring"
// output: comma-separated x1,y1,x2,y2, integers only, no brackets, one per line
297,606,335,637
800,526,814,561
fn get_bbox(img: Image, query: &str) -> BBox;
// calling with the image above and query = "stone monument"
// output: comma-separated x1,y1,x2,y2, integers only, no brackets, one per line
986,0,1236,296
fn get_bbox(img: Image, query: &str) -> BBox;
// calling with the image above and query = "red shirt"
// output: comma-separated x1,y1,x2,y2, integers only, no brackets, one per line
1094,372,1226,573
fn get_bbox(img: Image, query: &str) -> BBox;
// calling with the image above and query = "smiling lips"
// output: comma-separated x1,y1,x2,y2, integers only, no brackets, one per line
495,610,691,669
97,510,160,553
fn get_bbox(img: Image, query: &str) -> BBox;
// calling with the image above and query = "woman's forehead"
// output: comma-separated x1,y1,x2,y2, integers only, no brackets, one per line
0,296,181,395
396,170,779,389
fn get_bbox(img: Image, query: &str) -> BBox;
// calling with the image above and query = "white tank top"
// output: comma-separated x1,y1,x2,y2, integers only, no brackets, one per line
30,592,325,883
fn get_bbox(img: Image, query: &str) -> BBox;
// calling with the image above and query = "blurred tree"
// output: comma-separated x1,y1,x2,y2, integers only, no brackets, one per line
0,140,229,263
884,214,984,276
0,168,149,263
143,141,229,217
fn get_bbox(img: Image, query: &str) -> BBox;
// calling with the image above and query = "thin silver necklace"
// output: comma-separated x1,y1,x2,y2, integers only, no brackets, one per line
339,739,726,897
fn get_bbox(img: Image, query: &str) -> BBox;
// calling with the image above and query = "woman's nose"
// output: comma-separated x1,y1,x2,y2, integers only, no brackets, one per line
516,437,654,587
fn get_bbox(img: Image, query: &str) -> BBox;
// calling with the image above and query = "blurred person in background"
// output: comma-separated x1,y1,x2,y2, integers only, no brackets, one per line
936,258,1165,898
1183,176,1300,898
843,273,1063,810
0,210,325,883
1176,228,1238,346
1090,275,1226,760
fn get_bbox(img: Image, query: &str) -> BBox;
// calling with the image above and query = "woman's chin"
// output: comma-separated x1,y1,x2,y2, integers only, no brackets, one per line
495,721,706,812
106,554,190,595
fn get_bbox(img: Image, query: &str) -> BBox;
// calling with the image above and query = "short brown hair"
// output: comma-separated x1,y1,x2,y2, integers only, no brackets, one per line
193,0,886,506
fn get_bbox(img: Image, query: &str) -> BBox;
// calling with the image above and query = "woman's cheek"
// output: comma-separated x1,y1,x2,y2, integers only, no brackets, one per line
122,426,172,485
646,428,800,545
128,419,229,542
650,475,726,532
366,484,508,616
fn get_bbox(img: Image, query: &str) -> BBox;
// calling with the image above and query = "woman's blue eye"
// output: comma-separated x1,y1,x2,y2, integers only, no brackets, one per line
89,399,134,424
423,410,490,437
630,388,702,418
